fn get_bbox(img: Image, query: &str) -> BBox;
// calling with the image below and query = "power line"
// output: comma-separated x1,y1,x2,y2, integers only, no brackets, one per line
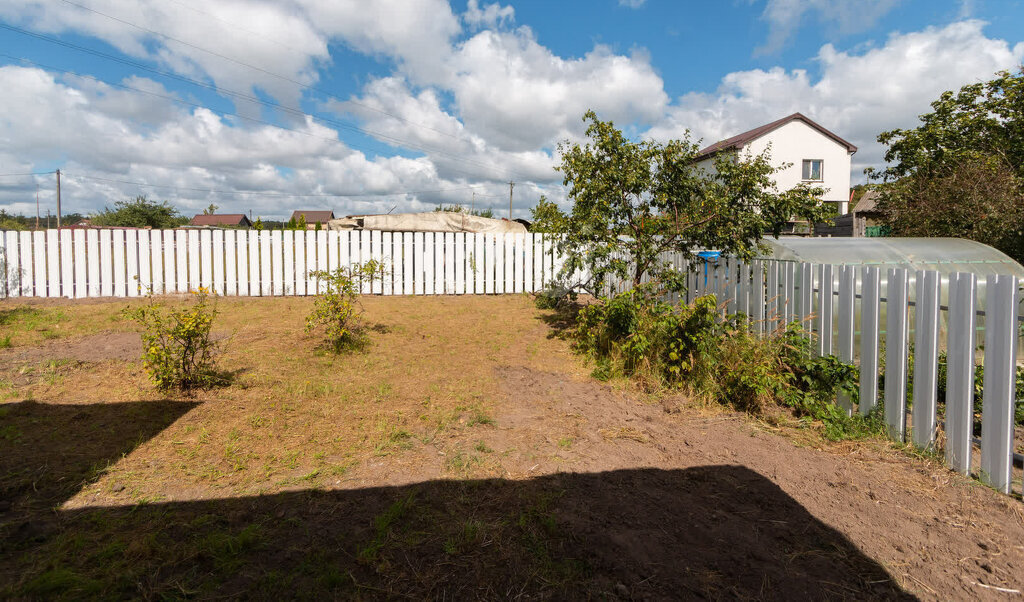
0,171,57,177
65,172,492,199
0,26,520,181
58,0,473,145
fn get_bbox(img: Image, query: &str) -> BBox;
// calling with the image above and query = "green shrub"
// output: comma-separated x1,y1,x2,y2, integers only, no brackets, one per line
533,281,578,310
573,288,873,439
306,261,385,352
123,288,222,391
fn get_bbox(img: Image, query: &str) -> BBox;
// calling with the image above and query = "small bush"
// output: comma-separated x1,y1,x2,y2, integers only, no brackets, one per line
306,261,385,352
573,288,872,439
533,281,577,310
123,288,222,392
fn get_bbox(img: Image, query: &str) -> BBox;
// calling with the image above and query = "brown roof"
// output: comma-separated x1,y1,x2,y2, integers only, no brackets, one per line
695,112,858,160
189,214,252,227
291,210,335,223
852,189,881,214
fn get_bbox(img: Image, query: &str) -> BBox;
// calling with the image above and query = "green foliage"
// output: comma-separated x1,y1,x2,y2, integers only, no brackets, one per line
434,204,494,218
253,217,264,231
90,198,163,229
528,196,568,233
533,281,577,310
297,214,307,230
0,210,86,230
123,289,223,391
91,196,188,229
286,216,297,229
870,69,1024,263
572,290,871,439
203,203,219,216
306,261,386,353
555,110,832,295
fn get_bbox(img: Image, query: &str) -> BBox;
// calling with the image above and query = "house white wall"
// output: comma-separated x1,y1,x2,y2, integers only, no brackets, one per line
694,120,853,215
743,120,852,214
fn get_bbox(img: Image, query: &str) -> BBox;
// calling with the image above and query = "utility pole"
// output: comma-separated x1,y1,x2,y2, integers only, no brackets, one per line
55,169,62,228
507,181,514,220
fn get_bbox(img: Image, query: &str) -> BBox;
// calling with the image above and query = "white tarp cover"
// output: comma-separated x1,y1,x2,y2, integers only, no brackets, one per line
329,212,527,234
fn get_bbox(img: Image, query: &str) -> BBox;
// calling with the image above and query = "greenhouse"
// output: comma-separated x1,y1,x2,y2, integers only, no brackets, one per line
756,237,1024,280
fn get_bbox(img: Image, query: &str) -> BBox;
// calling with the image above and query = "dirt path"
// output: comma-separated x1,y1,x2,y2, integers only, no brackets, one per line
479,364,1024,599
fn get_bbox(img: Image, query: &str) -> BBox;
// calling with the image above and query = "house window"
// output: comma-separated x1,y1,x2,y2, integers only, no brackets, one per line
802,159,823,181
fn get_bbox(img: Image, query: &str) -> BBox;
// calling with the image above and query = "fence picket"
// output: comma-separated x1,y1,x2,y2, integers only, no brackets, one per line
415,232,426,295
836,265,856,414
46,230,60,298
859,266,881,415
401,231,413,294
884,268,910,441
7,231,22,296
112,229,126,298
223,230,236,296
782,262,796,324
382,232,394,296
912,270,941,448
980,275,1019,494
945,272,976,474
444,232,455,294
212,230,225,295
817,264,834,356
233,231,246,297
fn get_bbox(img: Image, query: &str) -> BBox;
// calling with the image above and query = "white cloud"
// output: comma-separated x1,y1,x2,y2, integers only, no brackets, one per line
647,20,1024,181
619,0,647,8
757,0,901,54
463,0,515,29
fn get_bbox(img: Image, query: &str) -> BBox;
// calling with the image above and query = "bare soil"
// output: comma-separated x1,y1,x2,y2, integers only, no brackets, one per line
1,294,1023,599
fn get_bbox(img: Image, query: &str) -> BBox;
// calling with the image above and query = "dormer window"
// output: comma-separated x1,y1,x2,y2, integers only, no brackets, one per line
802,159,823,181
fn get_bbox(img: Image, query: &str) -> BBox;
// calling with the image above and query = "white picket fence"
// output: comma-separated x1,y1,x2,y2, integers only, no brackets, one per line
0,228,569,299
3,228,1021,495
688,257,1022,496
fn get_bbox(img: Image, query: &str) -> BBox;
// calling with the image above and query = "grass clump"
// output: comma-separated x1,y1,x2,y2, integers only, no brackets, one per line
572,287,877,440
306,261,385,353
123,288,223,392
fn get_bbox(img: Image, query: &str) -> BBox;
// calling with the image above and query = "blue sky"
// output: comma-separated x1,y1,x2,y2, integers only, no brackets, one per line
0,0,1022,219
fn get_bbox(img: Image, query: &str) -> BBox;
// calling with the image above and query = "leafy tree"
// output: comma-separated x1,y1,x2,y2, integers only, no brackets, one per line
286,216,297,229
253,217,264,231
555,110,830,293
297,214,307,230
871,69,1024,181
529,195,568,233
203,203,219,215
870,69,1024,262
91,196,188,229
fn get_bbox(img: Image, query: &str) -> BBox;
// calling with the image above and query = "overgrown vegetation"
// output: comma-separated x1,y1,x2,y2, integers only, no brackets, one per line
568,289,879,440
306,260,386,352
91,196,188,229
123,288,223,391
553,110,833,294
870,69,1024,263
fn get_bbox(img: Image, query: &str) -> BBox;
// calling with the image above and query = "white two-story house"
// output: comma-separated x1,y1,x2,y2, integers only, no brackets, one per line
693,113,857,215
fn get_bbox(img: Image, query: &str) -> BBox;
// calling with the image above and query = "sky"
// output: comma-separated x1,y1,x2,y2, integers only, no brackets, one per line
0,0,1022,221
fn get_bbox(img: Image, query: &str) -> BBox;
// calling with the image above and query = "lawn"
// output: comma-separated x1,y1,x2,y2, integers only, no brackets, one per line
1,294,1023,599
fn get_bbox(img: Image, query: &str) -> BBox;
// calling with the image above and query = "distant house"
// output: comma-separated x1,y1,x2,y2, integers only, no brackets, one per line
694,113,858,215
189,214,252,228
291,210,335,229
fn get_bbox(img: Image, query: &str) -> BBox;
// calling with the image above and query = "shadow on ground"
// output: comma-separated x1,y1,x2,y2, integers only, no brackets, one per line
1,404,915,599
0,399,199,516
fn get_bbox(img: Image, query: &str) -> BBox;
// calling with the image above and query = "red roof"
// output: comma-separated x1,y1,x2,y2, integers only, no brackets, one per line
696,113,857,160
189,214,252,227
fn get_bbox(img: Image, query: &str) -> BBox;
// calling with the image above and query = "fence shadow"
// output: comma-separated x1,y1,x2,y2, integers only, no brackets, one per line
2,464,913,599
0,399,199,519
